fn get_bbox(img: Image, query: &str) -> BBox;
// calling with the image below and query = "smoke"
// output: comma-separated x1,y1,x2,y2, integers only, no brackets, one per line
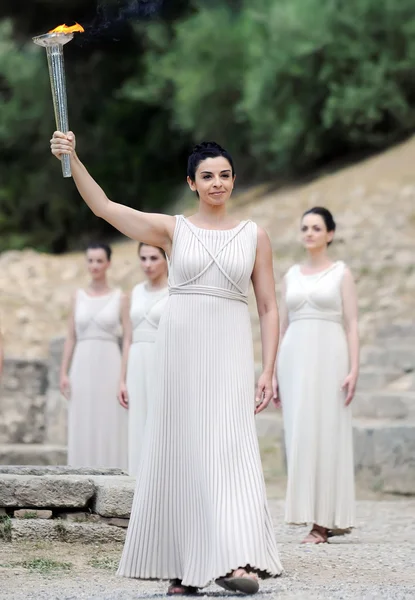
80,0,164,43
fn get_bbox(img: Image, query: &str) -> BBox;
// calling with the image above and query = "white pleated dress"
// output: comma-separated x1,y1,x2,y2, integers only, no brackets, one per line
277,262,355,530
68,289,128,469
118,215,283,588
127,282,169,476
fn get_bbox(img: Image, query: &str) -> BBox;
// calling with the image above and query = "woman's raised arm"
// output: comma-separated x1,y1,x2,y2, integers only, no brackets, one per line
51,131,175,251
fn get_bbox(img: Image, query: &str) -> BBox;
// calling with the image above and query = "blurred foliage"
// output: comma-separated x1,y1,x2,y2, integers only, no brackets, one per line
1,0,415,252
128,0,415,176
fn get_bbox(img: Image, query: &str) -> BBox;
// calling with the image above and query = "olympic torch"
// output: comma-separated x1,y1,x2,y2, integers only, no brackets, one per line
33,23,84,178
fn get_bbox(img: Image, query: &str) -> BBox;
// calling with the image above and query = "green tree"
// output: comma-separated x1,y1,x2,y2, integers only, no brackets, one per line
126,0,415,177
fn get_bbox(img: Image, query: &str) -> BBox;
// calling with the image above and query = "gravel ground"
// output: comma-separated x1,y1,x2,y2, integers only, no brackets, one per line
1,499,414,600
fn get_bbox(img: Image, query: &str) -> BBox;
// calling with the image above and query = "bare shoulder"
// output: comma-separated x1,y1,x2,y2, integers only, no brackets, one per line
256,225,272,250
341,264,354,280
256,225,270,240
340,265,357,293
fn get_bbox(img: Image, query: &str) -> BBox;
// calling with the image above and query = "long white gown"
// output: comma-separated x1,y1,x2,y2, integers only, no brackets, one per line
118,215,283,588
277,261,355,530
127,282,169,476
68,289,128,469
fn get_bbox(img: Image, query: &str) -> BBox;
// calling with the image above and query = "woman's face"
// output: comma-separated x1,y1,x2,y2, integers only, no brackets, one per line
86,248,110,280
301,213,333,251
187,156,235,206
139,245,167,282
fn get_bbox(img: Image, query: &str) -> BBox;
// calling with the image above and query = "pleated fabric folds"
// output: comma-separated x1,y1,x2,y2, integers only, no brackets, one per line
118,216,283,588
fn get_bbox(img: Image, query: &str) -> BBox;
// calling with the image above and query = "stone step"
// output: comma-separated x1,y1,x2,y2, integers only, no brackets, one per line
353,390,415,420
0,474,95,508
254,412,415,496
10,518,126,543
356,367,403,392
375,322,415,340
0,466,127,476
353,418,415,495
361,345,415,372
0,444,67,466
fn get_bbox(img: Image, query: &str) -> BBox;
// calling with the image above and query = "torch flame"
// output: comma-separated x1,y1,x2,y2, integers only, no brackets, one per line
48,23,84,35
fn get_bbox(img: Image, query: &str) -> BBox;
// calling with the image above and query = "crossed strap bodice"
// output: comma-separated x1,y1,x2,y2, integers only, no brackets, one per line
75,289,121,342
286,262,345,324
169,217,253,304
130,284,169,343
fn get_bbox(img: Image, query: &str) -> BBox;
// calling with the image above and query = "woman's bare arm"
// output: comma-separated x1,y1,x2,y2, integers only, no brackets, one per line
51,132,175,251
251,227,279,413
60,294,77,398
0,331,3,378
341,267,360,405
278,278,289,346
118,293,132,409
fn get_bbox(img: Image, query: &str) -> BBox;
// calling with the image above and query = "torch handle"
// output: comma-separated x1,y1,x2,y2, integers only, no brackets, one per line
46,45,72,178
61,154,71,178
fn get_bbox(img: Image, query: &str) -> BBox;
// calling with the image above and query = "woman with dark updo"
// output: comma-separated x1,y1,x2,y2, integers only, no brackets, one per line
276,207,359,544
51,132,282,595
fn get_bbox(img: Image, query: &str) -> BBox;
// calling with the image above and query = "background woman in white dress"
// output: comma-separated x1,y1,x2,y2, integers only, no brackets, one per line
59,242,129,469
118,243,169,476
51,133,282,596
276,207,359,544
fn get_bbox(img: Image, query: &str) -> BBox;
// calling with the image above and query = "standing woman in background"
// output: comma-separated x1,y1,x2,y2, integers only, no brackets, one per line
276,207,359,544
118,242,169,476
60,242,129,469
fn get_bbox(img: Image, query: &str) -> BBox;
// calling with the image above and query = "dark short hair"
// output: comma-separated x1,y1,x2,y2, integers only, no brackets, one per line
138,242,166,260
187,141,235,182
86,242,112,260
302,207,336,246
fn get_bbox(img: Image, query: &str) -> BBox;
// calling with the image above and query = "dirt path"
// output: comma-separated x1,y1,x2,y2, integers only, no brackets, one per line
1,496,414,599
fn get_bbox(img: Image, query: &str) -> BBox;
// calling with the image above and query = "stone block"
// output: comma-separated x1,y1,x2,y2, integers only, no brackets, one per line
0,444,67,466
0,358,47,445
376,323,415,340
354,420,415,495
45,389,68,445
352,393,410,420
47,337,65,391
0,475,95,508
356,368,401,392
59,512,128,528
14,509,52,519
11,519,126,543
385,347,415,373
92,476,136,518
0,465,126,476
107,517,129,528
59,511,100,523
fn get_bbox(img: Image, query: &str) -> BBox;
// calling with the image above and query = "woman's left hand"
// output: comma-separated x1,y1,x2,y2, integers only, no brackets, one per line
255,372,273,414
118,382,129,409
342,372,358,406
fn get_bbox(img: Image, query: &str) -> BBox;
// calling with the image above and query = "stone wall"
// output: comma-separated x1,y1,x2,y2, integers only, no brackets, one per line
0,358,48,445
1,327,414,496
0,466,131,543
45,336,67,445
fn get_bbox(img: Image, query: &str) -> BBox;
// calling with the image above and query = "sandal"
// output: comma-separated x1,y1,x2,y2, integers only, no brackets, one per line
167,579,199,596
216,568,259,595
301,527,328,544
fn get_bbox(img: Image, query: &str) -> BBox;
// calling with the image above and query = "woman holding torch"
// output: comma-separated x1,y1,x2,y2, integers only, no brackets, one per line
50,132,283,596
